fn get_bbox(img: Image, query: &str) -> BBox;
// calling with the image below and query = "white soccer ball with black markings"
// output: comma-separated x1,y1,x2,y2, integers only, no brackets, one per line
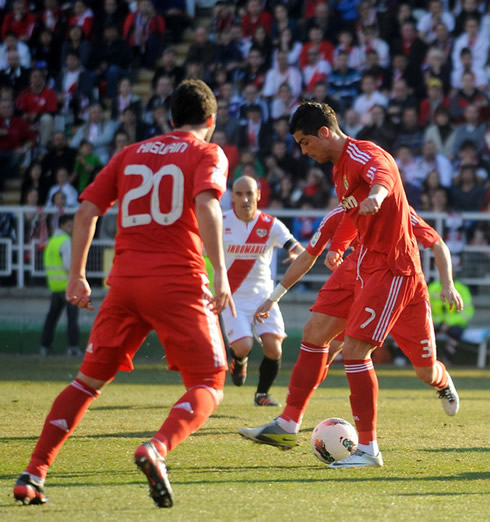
311,417,358,464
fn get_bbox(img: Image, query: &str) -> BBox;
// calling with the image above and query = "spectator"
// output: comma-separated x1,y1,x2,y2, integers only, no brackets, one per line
451,16,488,72
72,139,102,193
419,169,444,211
356,103,396,153
429,279,474,365
47,189,66,233
155,0,193,44
68,0,94,39
0,31,31,69
237,46,267,92
304,1,336,42
1,0,36,42
92,24,131,99
453,140,488,183
241,0,273,38
297,165,329,208
249,23,273,69
45,166,79,209
428,185,450,212
417,0,454,44
185,25,218,82
0,48,30,96
70,103,117,164
270,115,296,155
272,26,302,68
31,28,61,81
341,107,362,137
419,139,454,188
0,97,35,195
386,78,417,128
145,74,173,122
239,82,269,122
123,0,166,68
16,68,58,149
268,138,298,182
452,104,487,157
115,106,150,144
40,214,81,357
449,70,488,123
423,47,451,95
352,72,388,122
308,80,340,115
215,98,240,145
301,46,331,97
92,0,128,36
55,50,95,125
233,148,265,182
391,19,428,79
152,47,184,89
60,24,92,71
418,77,449,127
212,128,239,182
111,77,142,122
229,22,252,65
453,0,482,37
292,198,323,242
237,103,272,157
110,128,129,157
424,106,457,159
450,47,487,92
334,28,362,70
39,0,67,38
355,0,377,36
299,25,333,71
270,2,299,45
41,130,77,195
430,21,454,63
328,49,361,113
269,82,299,120
393,105,425,155
215,29,244,80
262,49,302,100
450,164,486,211
395,143,424,200
20,160,46,204
358,24,390,69
333,0,360,32
209,1,235,42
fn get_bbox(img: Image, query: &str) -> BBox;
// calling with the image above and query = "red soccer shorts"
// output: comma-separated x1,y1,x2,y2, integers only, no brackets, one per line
80,274,227,383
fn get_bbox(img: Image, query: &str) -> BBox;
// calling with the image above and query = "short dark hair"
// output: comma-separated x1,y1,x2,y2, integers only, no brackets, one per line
170,79,217,128
58,214,73,227
289,101,340,136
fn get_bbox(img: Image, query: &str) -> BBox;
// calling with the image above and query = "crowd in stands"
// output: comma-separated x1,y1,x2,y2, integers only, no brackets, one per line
0,0,488,251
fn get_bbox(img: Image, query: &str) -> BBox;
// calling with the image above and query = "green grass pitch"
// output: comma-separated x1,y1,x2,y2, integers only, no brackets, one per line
1,354,489,521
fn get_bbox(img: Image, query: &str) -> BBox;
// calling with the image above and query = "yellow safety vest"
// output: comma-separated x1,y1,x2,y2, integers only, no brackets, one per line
44,232,70,292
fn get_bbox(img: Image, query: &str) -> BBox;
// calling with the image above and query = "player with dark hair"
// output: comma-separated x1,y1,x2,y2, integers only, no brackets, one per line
239,101,459,468
13,79,235,508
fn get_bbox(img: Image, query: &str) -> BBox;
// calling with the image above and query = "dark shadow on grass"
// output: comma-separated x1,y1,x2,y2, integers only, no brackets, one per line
422,447,490,453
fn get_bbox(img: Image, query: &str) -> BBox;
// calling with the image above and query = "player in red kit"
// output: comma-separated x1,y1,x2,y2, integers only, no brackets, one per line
13,80,235,508
238,101,460,468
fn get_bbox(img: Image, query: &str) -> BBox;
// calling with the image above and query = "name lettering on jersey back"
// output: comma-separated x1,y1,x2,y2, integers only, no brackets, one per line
137,141,189,155
227,244,267,255
340,195,358,210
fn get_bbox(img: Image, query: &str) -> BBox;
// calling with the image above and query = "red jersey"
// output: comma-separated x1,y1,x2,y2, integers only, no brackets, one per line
333,137,422,276
80,131,228,281
16,87,58,116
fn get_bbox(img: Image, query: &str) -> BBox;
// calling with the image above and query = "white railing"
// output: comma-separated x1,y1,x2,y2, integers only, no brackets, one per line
1,205,489,288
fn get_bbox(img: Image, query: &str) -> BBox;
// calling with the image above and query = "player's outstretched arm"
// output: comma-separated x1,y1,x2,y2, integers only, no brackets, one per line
431,239,464,312
255,250,317,323
195,190,236,317
66,200,102,310
359,184,389,215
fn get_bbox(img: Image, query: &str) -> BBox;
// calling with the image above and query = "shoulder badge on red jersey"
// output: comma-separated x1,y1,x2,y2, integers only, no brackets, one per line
256,229,268,238
343,175,349,190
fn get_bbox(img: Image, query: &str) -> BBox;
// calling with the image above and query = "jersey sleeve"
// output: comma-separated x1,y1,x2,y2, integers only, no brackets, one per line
306,205,346,256
271,217,294,248
80,151,121,213
328,211,358,254
193,143,228,200
363,151,397,194
411,210,442,249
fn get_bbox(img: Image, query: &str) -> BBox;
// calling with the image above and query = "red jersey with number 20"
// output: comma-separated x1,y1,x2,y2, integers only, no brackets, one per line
80,131,228,281
333,137,422,276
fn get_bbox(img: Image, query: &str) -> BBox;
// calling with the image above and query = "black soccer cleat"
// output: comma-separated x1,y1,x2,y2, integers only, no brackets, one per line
134,441,173,508
230,356,248,386
13,473,48,505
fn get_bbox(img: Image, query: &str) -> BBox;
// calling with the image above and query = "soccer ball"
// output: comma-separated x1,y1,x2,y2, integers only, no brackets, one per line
311,417,358,464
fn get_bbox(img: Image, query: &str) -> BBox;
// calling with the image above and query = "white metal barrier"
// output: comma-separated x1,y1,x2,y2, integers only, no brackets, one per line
0,205,489,288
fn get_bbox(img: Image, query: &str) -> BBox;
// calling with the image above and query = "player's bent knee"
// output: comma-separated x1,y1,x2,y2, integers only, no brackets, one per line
181,368,226,406
414,365,435,384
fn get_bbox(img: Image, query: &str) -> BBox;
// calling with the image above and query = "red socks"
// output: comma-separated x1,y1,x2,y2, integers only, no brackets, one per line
281,341,330,425
26,378,100,480
152,385,218,456
344,359,378,445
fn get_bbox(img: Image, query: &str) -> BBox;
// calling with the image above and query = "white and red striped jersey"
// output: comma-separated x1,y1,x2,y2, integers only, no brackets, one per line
223,209,293,298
